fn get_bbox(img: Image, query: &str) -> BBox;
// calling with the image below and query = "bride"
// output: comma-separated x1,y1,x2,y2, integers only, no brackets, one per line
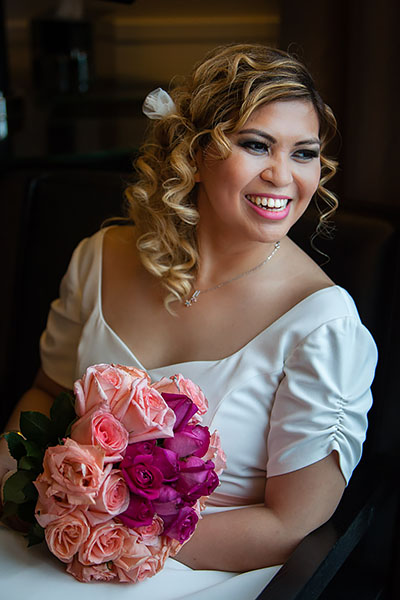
0,43,377,597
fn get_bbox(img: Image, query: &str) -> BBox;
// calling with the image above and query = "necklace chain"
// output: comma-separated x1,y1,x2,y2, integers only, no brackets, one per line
184,241,280,307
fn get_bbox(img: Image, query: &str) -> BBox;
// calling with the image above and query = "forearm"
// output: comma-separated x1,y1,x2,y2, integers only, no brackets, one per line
175,505,301,572
0,386,55,479
176,454,345,572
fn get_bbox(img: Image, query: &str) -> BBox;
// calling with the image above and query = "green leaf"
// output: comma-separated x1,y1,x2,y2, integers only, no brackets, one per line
23,480,38,502
3,470,36,504
21,439,44,460
17,500,37,524
27,522,45,547
20,411,52,447
4,431,26,461
1,500,18,519
50,392,76,440
18,455,42,472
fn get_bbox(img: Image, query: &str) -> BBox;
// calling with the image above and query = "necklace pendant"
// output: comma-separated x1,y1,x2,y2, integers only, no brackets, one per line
184,290,201,307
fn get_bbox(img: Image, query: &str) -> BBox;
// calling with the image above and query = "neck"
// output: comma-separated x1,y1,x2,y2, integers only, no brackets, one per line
195,227,279,291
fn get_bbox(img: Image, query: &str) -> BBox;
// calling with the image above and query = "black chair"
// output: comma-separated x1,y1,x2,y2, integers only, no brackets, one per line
1,168,131,426
2,169,399,598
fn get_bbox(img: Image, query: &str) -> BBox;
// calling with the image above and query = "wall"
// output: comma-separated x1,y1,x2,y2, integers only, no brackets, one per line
5,0,279,90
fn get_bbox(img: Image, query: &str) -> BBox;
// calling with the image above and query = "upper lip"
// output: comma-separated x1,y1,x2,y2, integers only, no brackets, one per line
246,193,291,200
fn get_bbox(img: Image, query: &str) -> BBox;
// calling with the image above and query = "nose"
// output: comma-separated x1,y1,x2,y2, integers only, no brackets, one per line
260,155,293,187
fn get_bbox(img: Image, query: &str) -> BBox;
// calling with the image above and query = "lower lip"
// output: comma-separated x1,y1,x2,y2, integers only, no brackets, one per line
246,198,291,221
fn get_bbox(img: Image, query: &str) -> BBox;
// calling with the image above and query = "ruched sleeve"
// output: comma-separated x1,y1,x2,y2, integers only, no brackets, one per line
266,316,377,484
40,234,99,389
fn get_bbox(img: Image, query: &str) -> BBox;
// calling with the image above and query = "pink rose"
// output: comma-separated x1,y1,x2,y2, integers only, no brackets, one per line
45,509,90,563
78,521,131,565
114,534,152,581
74,364,150,417
39,438,106,505
153,374,208,422
86,469,130,526
203,430,227,476
123,539,170,582
134,515,164,545
70,406,129,463
111,378,176,443
34,478,76,527
66,557,117,582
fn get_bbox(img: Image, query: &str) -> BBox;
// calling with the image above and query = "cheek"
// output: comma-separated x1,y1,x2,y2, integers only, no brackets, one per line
303,166,321,197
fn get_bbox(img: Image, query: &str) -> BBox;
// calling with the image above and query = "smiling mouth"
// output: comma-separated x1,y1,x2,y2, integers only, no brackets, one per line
245,195,290,211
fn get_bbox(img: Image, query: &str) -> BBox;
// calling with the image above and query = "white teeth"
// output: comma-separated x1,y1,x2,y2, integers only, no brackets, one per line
246,195,289,210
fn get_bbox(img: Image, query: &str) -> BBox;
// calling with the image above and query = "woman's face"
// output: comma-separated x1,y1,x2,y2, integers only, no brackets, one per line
195,99,321,248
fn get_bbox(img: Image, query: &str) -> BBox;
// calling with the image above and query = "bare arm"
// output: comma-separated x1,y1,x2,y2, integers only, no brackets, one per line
175,451,345,572
0,369,69,479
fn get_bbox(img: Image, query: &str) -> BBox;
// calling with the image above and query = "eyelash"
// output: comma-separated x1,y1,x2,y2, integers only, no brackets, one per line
239,141,320,161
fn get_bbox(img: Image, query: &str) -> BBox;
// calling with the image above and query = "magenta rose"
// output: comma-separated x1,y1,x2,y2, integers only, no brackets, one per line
161,393,198,431
176,457,219,502
121,453,163,500
70,406,129,464
153,374,208,423
162,506,199,543
118,495,155,528
152,485,183,518
126,440,157,456
163,424,210,458
151,447,180,482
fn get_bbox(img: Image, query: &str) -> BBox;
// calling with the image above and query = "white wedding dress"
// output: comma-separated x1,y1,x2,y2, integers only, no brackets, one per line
0,227,377,600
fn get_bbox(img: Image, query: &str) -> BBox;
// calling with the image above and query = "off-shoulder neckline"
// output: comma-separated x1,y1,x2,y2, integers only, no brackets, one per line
94,226,345,372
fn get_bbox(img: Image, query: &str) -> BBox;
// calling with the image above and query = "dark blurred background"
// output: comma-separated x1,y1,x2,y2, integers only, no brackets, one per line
1,0,398,208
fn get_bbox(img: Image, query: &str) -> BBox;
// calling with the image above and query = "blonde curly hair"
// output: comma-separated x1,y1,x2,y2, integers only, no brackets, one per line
125,43,338,312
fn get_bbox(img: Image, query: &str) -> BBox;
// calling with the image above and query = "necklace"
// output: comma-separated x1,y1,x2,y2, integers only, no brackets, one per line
184,241,280,307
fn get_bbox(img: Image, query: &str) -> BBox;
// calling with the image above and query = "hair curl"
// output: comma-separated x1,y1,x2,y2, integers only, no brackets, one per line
125,43,338,312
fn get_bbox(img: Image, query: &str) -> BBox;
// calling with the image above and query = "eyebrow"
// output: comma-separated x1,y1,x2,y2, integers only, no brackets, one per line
237,128,321,147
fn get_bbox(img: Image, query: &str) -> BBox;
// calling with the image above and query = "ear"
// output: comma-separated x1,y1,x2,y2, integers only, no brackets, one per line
193,149,203,183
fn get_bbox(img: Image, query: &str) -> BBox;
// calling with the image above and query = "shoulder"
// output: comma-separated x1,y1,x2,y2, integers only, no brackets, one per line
102,224,139,275
280,235,334,294
263,236,335,326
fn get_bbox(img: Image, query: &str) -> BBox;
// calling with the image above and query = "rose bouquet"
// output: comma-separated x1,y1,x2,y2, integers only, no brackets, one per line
1,364,225,583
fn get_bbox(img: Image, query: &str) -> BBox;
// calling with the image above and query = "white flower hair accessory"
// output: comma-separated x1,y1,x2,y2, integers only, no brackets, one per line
142,87,177,120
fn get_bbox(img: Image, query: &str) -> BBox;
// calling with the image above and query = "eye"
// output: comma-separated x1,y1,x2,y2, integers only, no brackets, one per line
293,148,320,161
239,140,270,154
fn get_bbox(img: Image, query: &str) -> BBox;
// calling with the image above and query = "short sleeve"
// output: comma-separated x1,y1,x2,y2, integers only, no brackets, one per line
40,236,95,389
267,317,378,484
